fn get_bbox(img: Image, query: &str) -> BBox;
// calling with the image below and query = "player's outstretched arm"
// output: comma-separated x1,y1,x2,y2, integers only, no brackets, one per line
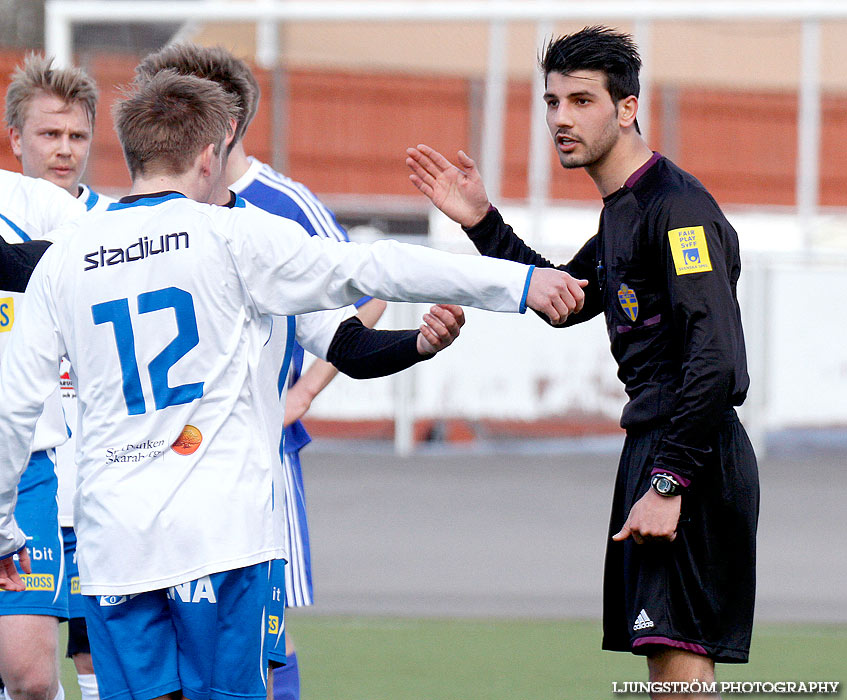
326,304,465,380
526,268,589,325
0,546,29,592
406,144,491,228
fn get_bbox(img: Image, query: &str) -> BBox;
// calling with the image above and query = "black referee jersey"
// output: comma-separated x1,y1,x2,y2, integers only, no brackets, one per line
464,154,759,662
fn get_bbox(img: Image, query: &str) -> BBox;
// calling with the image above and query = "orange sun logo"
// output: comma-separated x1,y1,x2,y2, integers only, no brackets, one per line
171,425,202,455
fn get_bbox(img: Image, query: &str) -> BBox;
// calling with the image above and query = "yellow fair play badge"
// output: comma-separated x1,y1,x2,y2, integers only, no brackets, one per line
668,226,713,275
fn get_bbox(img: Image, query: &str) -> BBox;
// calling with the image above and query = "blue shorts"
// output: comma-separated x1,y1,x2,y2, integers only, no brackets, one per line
266,559,288,666
0,450,68,618
83,562,274,700
62,526,85,620
281,449,313,607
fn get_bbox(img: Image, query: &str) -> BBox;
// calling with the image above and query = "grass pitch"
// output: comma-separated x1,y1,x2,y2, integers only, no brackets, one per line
60,616,846,699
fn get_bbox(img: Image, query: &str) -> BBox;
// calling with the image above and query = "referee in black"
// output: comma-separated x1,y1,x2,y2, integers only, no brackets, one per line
406,26,758,700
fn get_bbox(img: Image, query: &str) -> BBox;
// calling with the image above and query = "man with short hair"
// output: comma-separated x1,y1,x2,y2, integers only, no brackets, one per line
407,25,758,700
0,71,584,700
5,53,115,700
7,53,112,212
134,43,386,699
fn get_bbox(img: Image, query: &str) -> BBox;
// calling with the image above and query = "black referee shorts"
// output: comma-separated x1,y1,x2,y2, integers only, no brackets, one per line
601,409,759,663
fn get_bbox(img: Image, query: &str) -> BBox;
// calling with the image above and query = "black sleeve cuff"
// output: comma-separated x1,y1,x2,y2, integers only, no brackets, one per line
461,205,501,241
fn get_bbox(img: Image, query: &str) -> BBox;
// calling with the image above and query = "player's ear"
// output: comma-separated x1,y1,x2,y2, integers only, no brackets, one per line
618,95,638,129
9,126,22,160
197,142,217,178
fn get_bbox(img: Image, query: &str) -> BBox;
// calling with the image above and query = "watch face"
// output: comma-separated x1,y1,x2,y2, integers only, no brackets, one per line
653,476,673,495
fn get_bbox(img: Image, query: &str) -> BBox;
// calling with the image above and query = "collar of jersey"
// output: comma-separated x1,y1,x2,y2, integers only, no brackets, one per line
107,191,187,211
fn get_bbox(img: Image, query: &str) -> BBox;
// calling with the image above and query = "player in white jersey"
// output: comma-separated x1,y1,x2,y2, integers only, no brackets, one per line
133,43,388,699
5,53,116,700
0,73,584,700
0,169,84,700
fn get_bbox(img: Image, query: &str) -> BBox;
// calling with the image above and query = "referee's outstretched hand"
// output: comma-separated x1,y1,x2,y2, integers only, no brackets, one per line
612,489,681,545
0,545,29,592
526,268,589,325
406,144,491,228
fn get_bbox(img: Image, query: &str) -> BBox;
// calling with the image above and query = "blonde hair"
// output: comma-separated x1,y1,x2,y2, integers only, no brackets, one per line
5,53,98,129
135,43,259,144
113,70,240,179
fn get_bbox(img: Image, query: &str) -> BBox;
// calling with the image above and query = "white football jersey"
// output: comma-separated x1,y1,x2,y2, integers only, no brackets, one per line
0,169,85,457
0,192,534,594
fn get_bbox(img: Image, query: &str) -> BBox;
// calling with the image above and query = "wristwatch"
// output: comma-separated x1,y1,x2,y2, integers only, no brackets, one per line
651,472,683,497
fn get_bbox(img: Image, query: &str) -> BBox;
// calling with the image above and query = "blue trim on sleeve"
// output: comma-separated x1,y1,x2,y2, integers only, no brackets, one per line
519,265,535,314
353,296,373,309
0,544,25,561
0,212,31,242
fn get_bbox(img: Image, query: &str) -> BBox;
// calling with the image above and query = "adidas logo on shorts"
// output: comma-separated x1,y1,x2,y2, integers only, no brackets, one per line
633,609,655,631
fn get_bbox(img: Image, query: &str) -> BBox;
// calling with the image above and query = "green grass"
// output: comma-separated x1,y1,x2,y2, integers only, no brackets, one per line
59,617,847,699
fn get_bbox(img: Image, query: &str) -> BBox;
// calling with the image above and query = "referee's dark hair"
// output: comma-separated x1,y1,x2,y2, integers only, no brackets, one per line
540,26,642,131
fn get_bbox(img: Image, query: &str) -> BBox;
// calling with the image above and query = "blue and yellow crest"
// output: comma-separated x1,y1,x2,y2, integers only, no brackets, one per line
617,283,638,322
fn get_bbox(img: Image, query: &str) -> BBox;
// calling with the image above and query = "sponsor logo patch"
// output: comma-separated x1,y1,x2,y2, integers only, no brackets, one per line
668,225,713,275
83,232,189,272
100,595,128,606
22,573,55,591
172,425,202,455
0,297,13,332
617,283,639,322
71,576,81,595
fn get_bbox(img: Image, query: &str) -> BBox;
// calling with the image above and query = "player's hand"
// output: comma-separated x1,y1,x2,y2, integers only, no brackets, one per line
406,145,490,228
417,304,465,356
0,546,29,592
612,489,681,545
525,268,589,325
282,385,313,428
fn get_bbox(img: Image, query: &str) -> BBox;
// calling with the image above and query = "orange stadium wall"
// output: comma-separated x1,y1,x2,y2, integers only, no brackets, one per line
2,49,847,207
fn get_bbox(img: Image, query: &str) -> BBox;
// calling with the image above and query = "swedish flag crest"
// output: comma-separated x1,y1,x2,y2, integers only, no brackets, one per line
617,283,638,322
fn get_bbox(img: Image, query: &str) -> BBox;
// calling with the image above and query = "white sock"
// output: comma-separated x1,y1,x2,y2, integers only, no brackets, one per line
77,674,99,700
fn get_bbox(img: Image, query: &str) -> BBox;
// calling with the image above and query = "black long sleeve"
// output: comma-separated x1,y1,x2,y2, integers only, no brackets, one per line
463,206,603,326
327,316,431,379
0,239,52,292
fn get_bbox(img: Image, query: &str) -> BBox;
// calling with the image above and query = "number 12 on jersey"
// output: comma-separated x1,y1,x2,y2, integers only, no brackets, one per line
92,286,204,416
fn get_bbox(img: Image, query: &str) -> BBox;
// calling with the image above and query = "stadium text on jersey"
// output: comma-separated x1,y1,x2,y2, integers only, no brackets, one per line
83,232,189,271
